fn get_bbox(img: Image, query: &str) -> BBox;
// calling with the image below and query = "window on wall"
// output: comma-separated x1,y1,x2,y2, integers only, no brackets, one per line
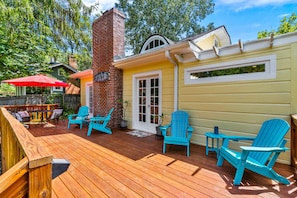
145,40,165,51
140,35,170,53
53,86,63,92
58,68,63,76
184,55,276,84
191,64,265,79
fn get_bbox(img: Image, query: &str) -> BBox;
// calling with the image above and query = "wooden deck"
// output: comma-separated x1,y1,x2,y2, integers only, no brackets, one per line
29,121,296,197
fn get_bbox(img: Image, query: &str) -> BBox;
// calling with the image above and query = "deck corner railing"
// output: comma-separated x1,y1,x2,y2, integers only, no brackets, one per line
0,107,53,197
291,114,297,180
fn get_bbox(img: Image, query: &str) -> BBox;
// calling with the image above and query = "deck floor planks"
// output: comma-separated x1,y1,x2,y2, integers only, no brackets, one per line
73,134,216,197
27,122,297,198
42,135,161,197
141,153,229,190
39,134,206,197
140,154,291,198
137,154,237,198
63,134,205,197
51,176,75,198
39,135,133,198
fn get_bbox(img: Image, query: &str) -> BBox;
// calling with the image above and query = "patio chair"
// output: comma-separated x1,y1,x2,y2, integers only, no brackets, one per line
161,110,193,156
49,108,63,123
68,106,89,129
87,108,114,136
217,118,290,185
11,111,30,129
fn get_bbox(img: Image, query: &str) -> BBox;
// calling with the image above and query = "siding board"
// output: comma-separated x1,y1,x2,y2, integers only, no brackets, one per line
181,81,291,94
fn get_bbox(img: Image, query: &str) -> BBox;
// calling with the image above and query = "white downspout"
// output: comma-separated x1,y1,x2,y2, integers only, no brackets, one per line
165,50,178,111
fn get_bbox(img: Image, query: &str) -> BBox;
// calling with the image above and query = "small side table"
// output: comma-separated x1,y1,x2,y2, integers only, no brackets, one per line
204,132,225,158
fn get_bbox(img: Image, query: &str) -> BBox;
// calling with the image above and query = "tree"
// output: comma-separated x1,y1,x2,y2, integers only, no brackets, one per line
258,12,297,39
115,0,215,54
0,0,99,81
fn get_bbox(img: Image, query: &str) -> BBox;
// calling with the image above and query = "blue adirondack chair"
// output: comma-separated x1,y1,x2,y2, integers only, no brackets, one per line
217,118,290,185
161,110,193,156
87,108,114,136
67,106,89,129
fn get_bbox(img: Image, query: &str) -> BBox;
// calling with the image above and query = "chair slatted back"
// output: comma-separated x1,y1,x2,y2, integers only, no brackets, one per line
103,108,114,125
250,119,290,164
76,106,89,120
171,111,189,138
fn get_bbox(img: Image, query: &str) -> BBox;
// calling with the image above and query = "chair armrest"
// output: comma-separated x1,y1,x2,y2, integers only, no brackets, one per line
240,146,288,152
187,126,193,132
68,114,78,119
90,116,107,121
223,135,255,141
187,126,193,139
160,124,171,136
221,135,255,147
160,124,171,130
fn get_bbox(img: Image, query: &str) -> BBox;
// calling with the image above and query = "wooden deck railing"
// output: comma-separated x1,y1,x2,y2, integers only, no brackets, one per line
0,107,53,197
291,114,297,180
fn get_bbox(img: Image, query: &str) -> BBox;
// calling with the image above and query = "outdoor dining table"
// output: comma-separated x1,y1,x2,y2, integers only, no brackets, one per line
29,109,54,123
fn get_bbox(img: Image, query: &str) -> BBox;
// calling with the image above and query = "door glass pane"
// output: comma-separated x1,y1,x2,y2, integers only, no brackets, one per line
138,79,146,123
150,78,159,124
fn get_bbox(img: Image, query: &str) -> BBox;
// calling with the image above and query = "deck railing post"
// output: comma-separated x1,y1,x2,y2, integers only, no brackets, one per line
0,107,53,197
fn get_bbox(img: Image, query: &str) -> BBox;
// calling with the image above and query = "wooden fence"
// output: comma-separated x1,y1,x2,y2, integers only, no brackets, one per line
0,94,80,110
0,107,53,197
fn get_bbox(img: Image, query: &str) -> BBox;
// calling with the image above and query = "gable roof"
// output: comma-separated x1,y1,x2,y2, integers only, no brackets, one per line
69,69,93,79
49,62,78,73
182,25,231,45
114,29,297,69
114,26,231,69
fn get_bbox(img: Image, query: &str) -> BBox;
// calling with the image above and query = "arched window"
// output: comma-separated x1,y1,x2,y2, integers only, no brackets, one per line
140,34,172,53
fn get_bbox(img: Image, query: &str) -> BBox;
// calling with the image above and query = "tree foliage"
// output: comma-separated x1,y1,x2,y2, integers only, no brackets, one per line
258,12,297,39
0,0,98,81
116,0,215,54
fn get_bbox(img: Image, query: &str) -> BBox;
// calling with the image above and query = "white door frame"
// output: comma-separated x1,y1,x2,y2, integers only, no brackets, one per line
132,70,162,133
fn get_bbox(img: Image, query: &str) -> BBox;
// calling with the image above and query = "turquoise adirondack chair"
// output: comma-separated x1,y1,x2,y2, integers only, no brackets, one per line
87,108,114,136
217,119,290,185
161,110,193,156
68,106,89,129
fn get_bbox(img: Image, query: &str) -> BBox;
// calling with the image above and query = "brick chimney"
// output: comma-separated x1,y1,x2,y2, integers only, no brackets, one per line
68,54,78,70
92,8,125,128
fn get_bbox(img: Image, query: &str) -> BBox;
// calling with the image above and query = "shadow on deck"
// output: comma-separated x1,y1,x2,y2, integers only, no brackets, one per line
29,121,297,198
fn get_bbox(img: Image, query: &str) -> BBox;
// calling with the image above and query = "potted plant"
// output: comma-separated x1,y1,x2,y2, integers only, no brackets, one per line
118,99,128,129
155,113,164,136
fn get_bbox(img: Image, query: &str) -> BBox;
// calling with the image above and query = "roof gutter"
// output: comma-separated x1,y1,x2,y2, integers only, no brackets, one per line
165,50,178,111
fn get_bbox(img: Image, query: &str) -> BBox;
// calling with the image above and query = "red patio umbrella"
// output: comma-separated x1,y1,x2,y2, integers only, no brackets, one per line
2,74,69,104
2,74,68,87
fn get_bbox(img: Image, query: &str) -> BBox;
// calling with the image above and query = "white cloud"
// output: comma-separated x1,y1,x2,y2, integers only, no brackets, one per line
82,0,119,12
278,13,291,18
216,0,296,11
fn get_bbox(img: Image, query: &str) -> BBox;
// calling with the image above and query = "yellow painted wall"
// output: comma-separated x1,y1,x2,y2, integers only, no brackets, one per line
121,41,296,164
123,60,175,128
80,76,93,106
179,43,296,164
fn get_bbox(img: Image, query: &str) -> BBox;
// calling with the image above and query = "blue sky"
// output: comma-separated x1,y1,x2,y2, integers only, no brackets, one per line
83,0,297,43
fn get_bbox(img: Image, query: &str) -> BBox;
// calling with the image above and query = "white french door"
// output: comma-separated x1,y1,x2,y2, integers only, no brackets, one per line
134,75,161,132
86,83,93,117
